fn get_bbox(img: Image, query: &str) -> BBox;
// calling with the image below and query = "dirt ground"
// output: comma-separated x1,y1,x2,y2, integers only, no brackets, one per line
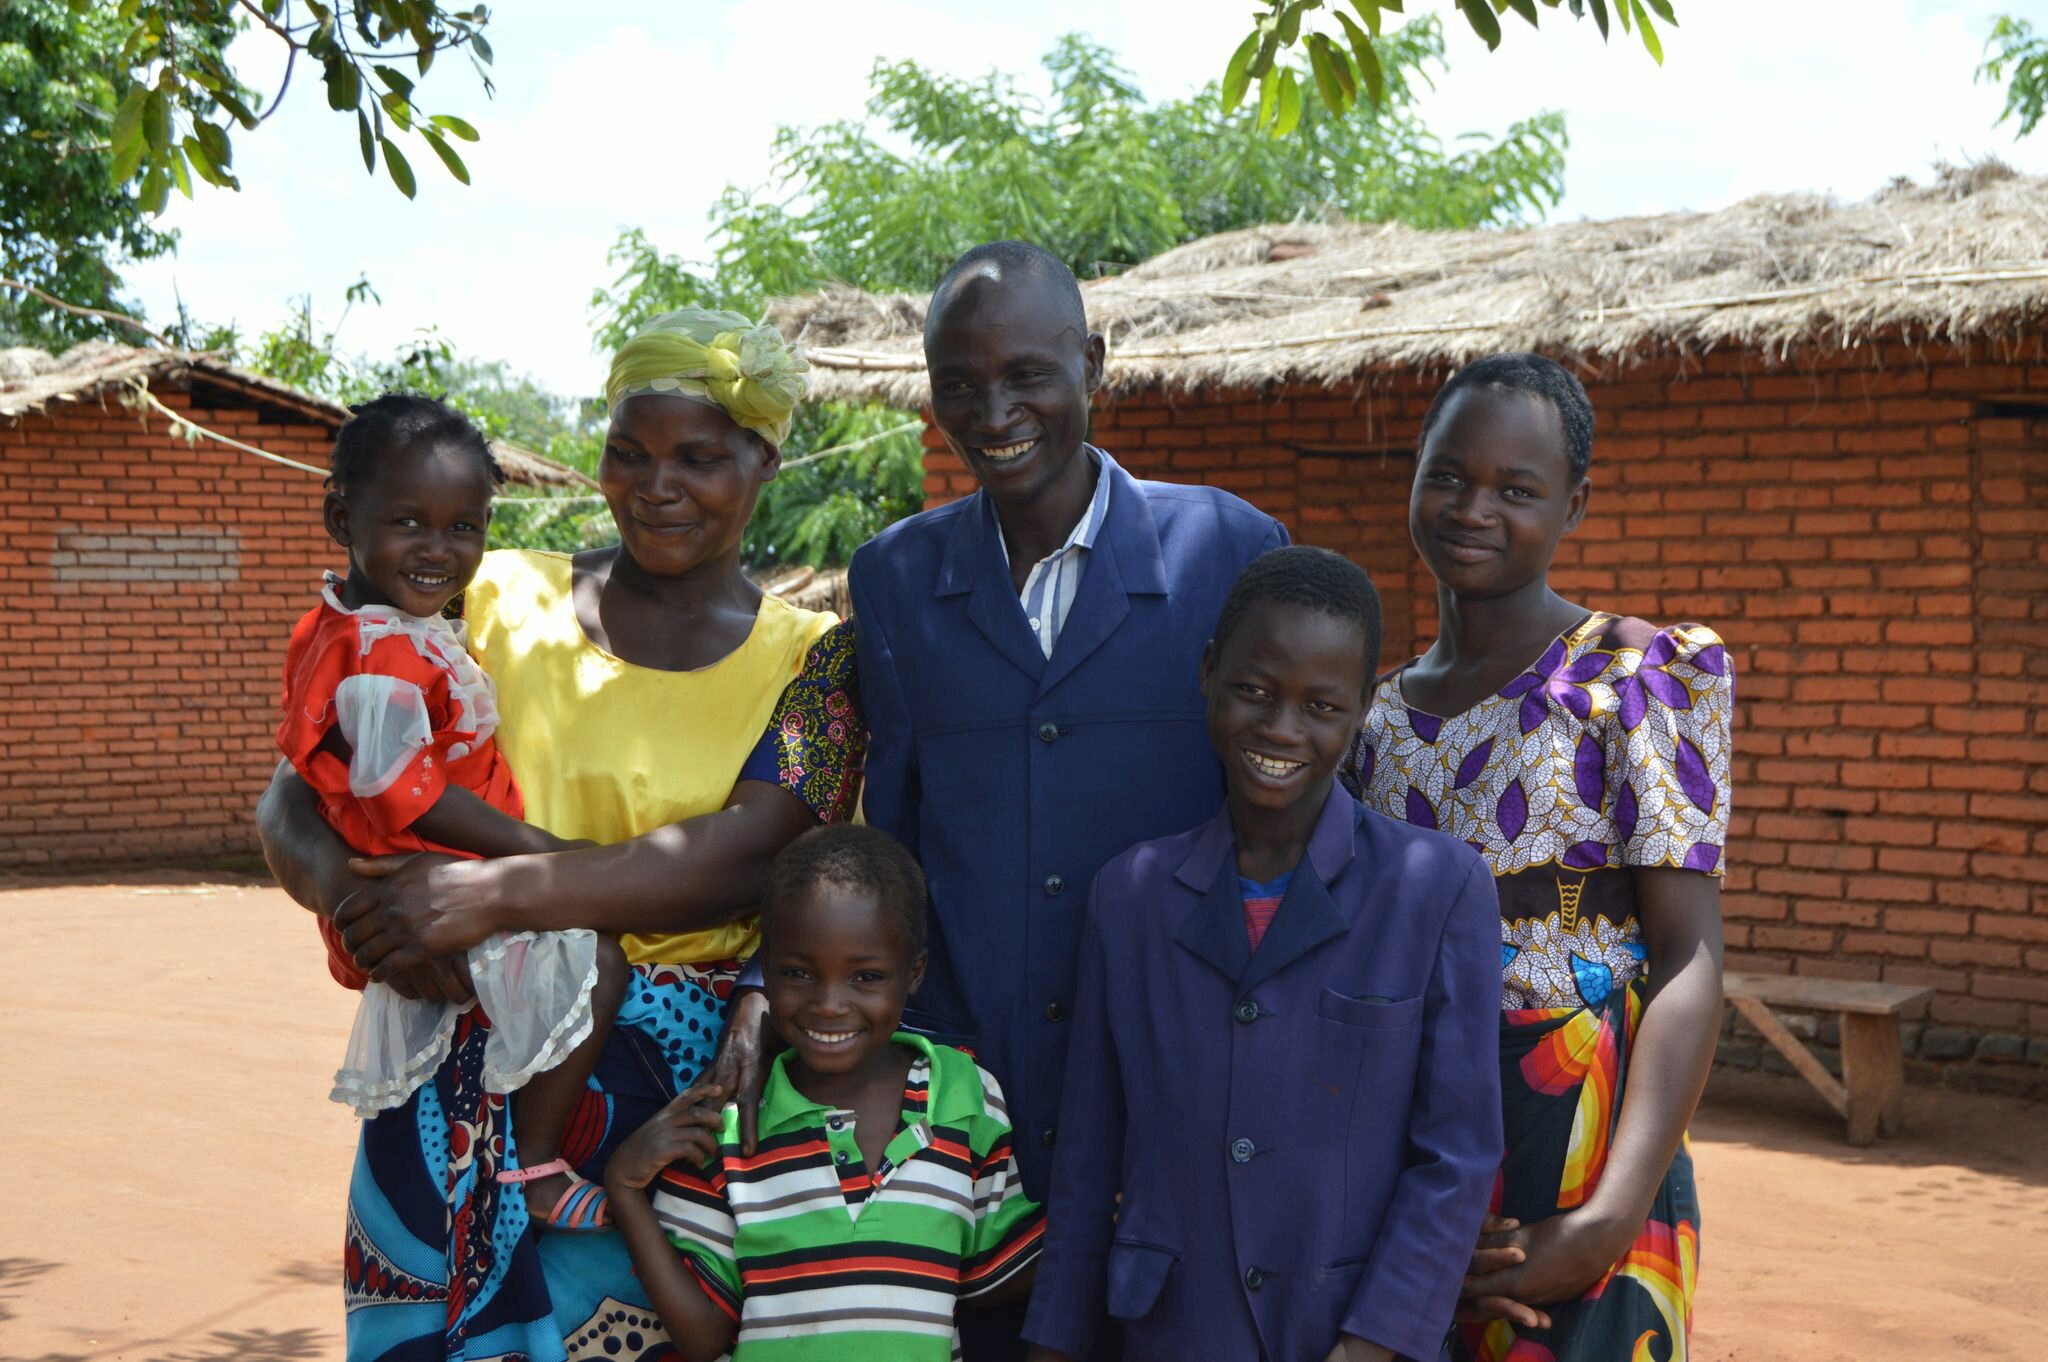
2,874,2044,1362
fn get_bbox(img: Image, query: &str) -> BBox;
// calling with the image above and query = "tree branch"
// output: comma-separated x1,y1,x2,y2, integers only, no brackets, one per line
0,279,173,348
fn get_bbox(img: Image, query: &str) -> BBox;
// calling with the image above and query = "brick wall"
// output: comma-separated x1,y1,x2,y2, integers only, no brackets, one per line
922,337,2048,1073
1,386,338,868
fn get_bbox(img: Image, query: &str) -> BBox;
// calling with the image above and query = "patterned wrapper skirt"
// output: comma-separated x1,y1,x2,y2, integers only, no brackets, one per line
1457,982,1700,1362
343,962,731,1362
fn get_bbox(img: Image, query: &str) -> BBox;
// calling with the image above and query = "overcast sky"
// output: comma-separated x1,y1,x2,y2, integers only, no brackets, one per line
125,0,2048,400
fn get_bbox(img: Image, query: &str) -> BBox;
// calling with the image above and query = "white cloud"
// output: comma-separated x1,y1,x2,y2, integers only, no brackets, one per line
124,0,2048,399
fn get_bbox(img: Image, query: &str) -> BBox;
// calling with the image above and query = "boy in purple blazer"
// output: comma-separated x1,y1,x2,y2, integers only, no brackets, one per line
1023,547,1503,1362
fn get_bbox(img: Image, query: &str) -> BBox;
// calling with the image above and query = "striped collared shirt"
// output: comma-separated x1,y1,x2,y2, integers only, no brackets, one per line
997,447,1115,658
649,1032,1044,1361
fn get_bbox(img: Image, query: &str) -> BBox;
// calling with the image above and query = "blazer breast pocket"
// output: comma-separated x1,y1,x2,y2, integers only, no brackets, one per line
1315,988,1424,1031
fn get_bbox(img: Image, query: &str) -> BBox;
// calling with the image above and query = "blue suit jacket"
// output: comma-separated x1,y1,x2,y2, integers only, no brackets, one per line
849,455,1287,1196
1022,785,1503,1362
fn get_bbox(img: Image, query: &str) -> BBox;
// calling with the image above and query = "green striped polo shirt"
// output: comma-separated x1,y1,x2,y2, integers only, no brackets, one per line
648,1032,1044,1361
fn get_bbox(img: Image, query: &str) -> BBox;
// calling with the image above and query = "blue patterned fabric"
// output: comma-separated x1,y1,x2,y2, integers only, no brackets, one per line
344,965,727,1362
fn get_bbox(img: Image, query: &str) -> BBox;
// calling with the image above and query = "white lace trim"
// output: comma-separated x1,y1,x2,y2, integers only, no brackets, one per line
320,572,499,745
330,999,462,1118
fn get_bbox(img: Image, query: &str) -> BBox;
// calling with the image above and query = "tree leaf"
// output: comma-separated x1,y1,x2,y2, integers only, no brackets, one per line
429,113,480,142
138,164,169,215
110,86,147,183
1256,68,1280,129
1277,1,1307,45
1308,35,1347,114
195,119,232,170
1504,0,1541,26
1336,12,1385,105
1460,0,1503,49
1614,0,1631,33
141,88,169,154
421,127,470,184
471,32,493,65
374,64,414,96
1588,0,1610,38
1273,68,1303,136
182,133,237,188
357,109,377,172
1323,32,1358,100
1642,0,1676,20
169,144,192,198
1632,0,1662,61
325,56,362,111
216,89,259,129
1350,0,1382,38
1223,30,1259,113
379,135,417,198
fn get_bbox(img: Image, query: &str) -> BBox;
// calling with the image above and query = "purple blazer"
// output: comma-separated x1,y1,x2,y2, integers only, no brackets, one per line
1023,784,1503,1362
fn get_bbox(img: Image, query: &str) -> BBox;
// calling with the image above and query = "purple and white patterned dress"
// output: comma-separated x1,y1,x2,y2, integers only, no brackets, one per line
1342,611,1733,1009
1343,612,1733,1362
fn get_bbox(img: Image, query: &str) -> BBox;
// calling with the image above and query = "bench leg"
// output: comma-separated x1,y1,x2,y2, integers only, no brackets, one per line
1840,1011,1905,1145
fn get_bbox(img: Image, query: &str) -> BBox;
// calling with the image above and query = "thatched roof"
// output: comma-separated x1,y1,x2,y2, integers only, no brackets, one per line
0,341,593,491
773,162,2048,407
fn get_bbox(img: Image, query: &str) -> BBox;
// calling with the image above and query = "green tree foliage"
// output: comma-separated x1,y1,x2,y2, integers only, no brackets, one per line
1230,0,1672,133
587,26,1565,568
100,0,492,211
1979,15,2048,139
0,1,192,344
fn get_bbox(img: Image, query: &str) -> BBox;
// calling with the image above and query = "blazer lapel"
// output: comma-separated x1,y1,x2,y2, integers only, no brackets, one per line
1238,786,1362,994
1172,809,1251,986
936,493,1046,684
1037,461,1168,698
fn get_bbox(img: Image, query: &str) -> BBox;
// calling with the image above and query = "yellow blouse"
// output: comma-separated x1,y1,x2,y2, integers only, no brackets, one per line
465,549,836,966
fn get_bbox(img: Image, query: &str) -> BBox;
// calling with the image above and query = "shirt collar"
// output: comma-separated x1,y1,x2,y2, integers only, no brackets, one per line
756,1030,961,1139
994,446,1115,569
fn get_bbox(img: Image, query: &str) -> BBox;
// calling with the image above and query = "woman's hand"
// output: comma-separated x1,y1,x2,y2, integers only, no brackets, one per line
1321,1333,1394,1362
702,990,777,1155
1463,1208,1631,1314
604,1085,728,1193
331,852,488,980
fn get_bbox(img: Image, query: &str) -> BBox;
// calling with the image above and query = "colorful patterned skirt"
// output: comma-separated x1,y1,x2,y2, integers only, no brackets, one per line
1456,982,1700,1362
344,962,732,1362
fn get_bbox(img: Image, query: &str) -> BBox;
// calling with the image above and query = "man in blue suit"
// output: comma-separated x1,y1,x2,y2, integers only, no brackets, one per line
849,238,1286,1197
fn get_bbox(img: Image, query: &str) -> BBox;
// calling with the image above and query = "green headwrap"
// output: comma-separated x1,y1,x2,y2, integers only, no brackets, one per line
604,307,809,446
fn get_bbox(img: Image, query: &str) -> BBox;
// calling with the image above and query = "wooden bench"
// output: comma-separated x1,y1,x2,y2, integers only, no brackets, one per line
1722,972,1934,1146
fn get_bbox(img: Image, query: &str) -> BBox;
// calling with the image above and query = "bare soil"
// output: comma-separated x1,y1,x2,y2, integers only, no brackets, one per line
2,874,2042,1361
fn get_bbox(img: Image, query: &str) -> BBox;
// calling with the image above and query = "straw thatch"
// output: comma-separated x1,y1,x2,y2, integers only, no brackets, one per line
772,163,2048,408
0,341,594,490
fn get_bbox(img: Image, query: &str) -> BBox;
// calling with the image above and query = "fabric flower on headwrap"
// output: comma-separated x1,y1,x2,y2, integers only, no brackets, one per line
604,307,809,446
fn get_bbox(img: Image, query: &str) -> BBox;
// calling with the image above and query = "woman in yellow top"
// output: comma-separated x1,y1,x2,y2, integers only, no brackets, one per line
257,309,864,1362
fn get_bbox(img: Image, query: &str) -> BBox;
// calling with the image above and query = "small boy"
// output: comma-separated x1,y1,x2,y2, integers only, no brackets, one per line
1022,547,1503,1362
605,823,1044,1361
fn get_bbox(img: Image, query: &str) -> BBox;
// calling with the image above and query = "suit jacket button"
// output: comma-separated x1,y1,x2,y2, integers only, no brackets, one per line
1038,722,1060,742
1233,999,1259,1024
1230,1137,1256,1163
1244,1267,1265,1290
1041,1126,1058,1148
1044,1000,1066,1022
1044,874,1065,896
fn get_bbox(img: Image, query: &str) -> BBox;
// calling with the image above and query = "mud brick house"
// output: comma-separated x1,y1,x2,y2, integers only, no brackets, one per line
0,342,590,872
776,165,2048,1086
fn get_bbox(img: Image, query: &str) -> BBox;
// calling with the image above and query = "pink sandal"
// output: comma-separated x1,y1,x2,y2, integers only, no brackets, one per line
496,1158,611,1232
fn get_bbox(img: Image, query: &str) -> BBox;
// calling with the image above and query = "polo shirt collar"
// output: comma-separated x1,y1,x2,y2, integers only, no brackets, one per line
756,1029,977,1139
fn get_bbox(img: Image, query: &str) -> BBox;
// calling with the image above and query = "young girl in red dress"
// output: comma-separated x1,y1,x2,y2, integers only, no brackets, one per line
279,394,627,1232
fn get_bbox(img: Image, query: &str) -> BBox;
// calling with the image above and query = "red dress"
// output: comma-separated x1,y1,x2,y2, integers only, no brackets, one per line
279,578,523,989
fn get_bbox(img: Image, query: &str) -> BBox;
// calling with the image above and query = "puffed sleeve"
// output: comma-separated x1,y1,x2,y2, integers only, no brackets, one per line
959,1064,1046,1301
650,1145,743,1325
736,618,865,824
1611,623,1735,875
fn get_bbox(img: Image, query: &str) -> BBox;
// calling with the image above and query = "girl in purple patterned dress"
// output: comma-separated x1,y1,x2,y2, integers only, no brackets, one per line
1341,354,1732,1362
